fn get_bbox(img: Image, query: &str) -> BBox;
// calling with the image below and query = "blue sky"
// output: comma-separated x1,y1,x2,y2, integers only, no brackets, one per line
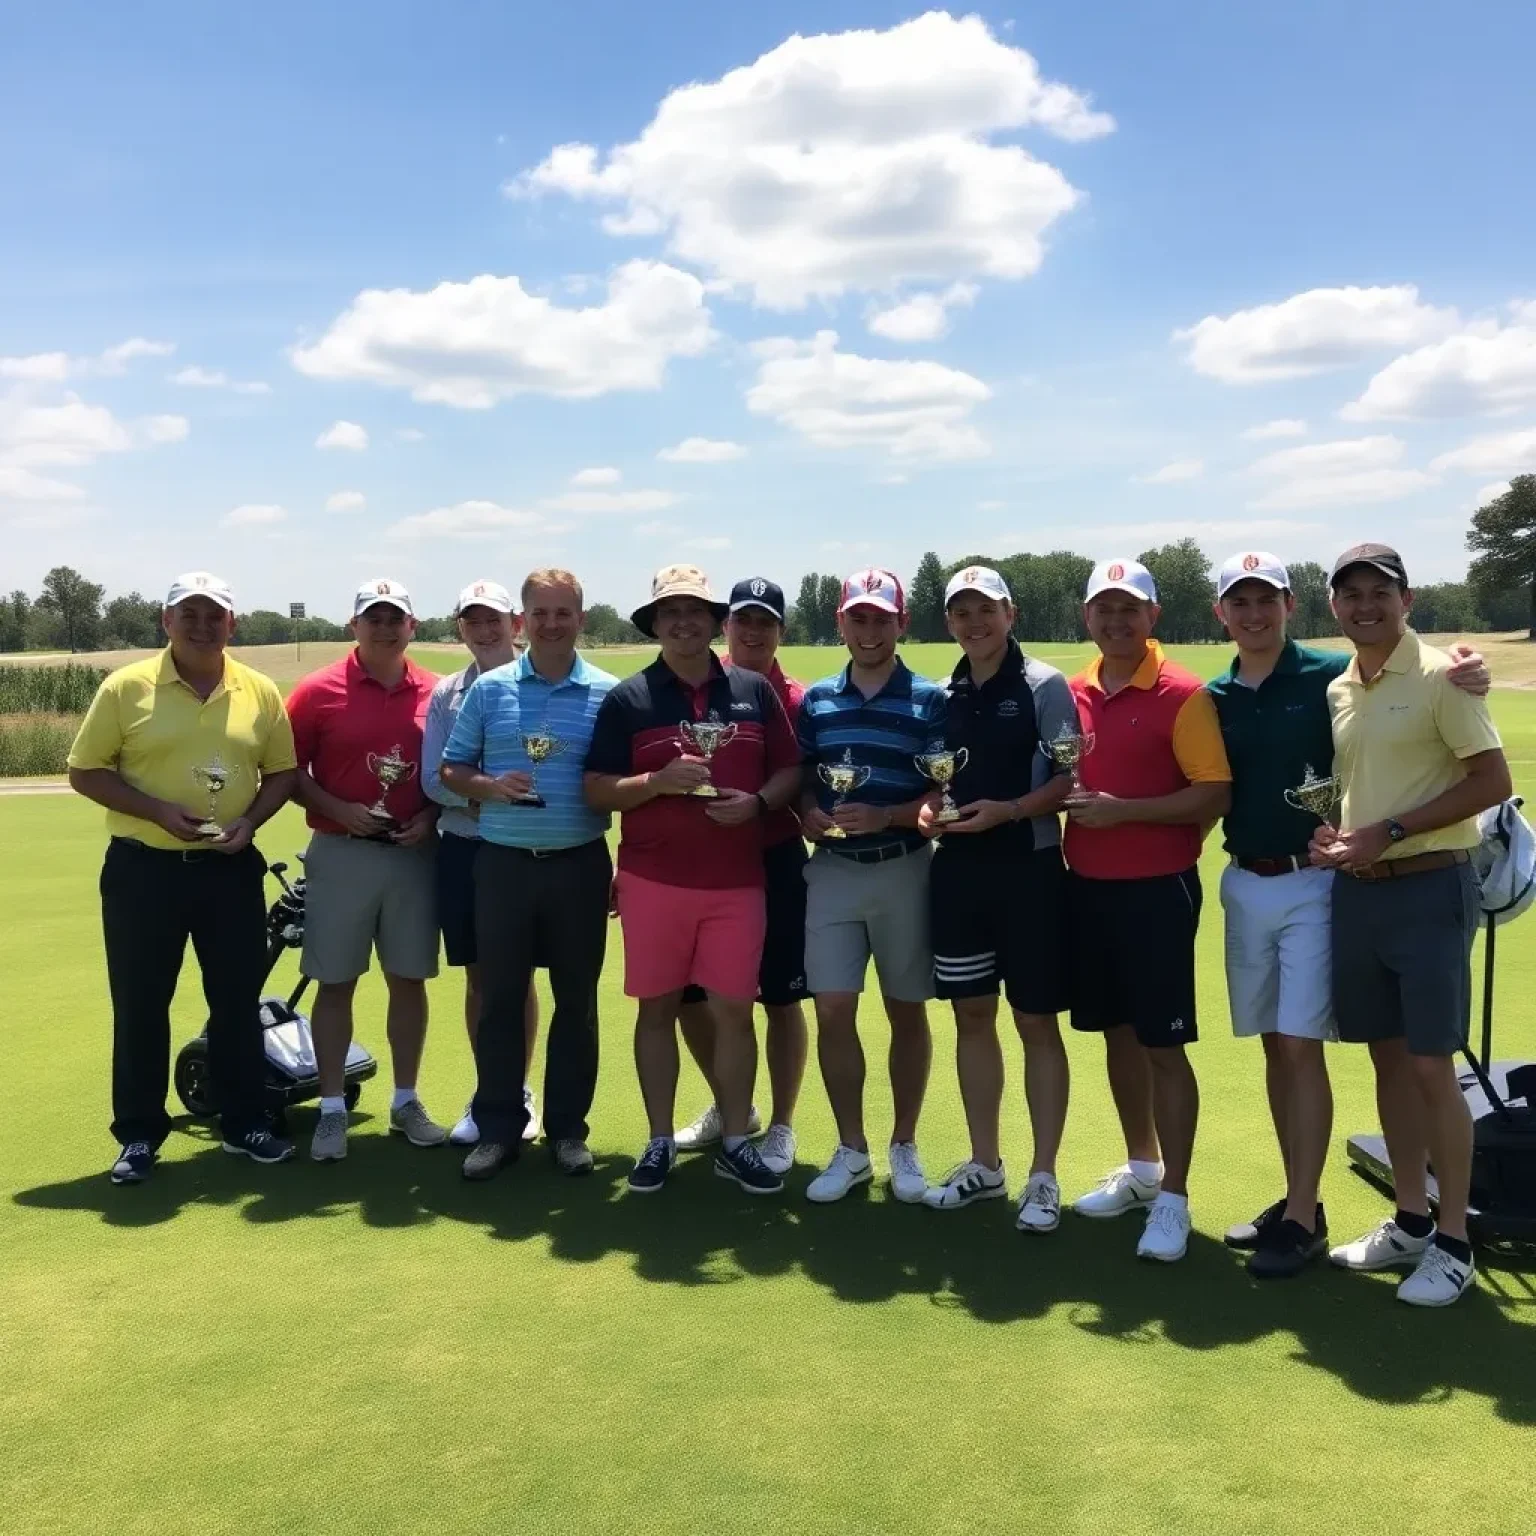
5,1,1535,617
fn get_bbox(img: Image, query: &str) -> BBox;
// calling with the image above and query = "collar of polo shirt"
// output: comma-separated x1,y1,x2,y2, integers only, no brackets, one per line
1343,629,1419,687
1084,639,1165,693
153,645,241,693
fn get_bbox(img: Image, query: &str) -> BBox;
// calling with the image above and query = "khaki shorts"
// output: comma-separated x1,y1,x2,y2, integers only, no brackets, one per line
804,843,933,1002
302,832,440,984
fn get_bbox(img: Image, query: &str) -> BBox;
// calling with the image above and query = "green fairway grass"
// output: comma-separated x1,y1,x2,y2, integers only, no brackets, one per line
4,664,1535,1535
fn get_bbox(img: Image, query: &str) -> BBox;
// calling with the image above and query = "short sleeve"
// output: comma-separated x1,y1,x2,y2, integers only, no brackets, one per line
923,683,949,751
258,683,298,774
583,691,633,776
1431,670,1503,760
1171,688,1232,784
762,683,800,774
1029,666,1077,771
795,690,820,758
286,678,318,771
66,678,124,771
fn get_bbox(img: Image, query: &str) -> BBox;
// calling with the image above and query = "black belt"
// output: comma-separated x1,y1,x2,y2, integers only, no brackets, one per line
485,838,606,861
111,836,233,864
1233,855,1308,877
821,840,916,867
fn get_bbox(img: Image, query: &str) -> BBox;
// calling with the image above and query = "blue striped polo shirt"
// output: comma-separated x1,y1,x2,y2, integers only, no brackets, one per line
442,650,617,850
798,657,949,854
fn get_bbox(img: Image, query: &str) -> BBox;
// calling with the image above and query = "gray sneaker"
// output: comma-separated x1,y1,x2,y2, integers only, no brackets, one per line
462,1141,512,1181
552,1138,595,1176
311,1110,348,1162
389,1098,447,1147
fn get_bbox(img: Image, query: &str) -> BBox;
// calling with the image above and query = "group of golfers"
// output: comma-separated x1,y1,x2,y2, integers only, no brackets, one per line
67,539,1509,1308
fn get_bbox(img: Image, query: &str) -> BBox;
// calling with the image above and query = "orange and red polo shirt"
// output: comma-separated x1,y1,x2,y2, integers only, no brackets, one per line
1065,641,1230,880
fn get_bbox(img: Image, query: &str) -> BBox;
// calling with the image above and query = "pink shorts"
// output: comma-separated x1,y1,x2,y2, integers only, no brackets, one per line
615,871,766,1001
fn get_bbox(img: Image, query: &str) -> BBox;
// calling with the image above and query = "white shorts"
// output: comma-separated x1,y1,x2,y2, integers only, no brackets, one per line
1219,862,1336,1041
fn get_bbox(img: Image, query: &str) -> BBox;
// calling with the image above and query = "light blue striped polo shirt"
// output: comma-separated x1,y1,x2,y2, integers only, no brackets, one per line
442,650,618,850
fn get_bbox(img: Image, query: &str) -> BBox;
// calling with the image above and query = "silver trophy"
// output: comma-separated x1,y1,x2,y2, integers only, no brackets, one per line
914,746,969,824
190,755,239,837
365,743,417,828
1044,722,1096,794
1284,763,1342,823
816,748,873,840
514,732,566,808
677,714,738,798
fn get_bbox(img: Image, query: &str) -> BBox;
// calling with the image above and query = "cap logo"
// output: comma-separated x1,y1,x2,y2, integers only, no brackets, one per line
1107,563,1125,581
194,575,208,588
862,571,883,594
473,583,486,596
375,581,390,596
1242,554,1260,572
750,578,767,598
963,567,981,585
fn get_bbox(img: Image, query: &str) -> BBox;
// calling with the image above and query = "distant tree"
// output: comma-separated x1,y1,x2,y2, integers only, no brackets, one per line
414,616,455,643
788,574,820,644
231,609,290,646
1139,539,1220,643
1285,561,1332,640
999,550,1093,642
101,592,163,649
1467,474,1536,639
815,573,842,645
907,551,948,642
35,566,104,652
0,589,30,651
1408,582,1483,635
582,603,645,646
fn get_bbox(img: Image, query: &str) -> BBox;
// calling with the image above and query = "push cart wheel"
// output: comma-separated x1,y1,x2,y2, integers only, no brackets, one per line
174,1046,217,1117
344,1083,362,1111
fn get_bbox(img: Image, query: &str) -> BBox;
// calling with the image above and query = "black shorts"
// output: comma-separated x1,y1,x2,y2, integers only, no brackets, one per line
930,843,1069,1015
437,831,481,968
1067,867,1202,1048
682,837,808,1008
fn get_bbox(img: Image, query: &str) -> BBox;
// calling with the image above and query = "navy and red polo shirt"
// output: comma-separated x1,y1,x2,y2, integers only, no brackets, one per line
584,654,800,889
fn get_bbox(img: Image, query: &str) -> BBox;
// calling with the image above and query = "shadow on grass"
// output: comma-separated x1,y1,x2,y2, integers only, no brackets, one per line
15,1113,1536,1425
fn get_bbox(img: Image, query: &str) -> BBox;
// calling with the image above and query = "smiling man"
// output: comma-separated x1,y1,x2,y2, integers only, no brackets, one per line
1312,543,1509,1307
1064,558,1232,1262
584,565,802,1196
68,571,298,1182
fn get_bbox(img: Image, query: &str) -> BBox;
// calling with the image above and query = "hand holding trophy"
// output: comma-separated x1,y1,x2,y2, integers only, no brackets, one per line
514,732,567,808
913,745,969,825
1044,721,1096,795
365,744,417,831
816,748,872,839
676,714,737,798
190,755,239,837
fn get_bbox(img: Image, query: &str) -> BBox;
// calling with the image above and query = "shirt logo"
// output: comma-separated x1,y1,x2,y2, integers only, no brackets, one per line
730,700,754,713
1242,554,1261,572
1389,703,1410,713
1107,562,1125,581
750,578,767,598
997,698,1020,717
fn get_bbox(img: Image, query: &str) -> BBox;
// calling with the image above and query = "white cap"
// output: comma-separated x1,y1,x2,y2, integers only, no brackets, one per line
453,579,514,616
944,565,1012,608
838,567,905,615
1085,558,1157,604
1216,550,1290,599
166,571,235,612
353,578,414,618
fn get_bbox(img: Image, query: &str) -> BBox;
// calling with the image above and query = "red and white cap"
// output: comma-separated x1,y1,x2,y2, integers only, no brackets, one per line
1085,558,1157,604
838,567,905,615
165,571,235,612
353,578,414,618
1216,551,1289,599
453,579,514,616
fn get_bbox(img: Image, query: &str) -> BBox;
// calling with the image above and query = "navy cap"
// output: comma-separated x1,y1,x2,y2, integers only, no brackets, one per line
727,577,786,623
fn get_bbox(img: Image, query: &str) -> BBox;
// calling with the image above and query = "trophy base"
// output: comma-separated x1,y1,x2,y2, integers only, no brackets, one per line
821,824,848,840
510,793,547,809
196,820,224,839
933,807,961,824
365,811,399,837
688,785,720,798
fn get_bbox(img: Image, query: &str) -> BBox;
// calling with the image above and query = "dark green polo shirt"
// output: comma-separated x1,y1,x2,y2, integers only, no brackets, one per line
1206,639,1347,860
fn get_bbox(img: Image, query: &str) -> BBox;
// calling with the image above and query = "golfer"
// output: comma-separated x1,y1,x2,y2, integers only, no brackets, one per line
584,564,802,1196
1207,551,1489,1280
673,576,809,1177
796,567,947,1206
68,571,297,1182
287,579,445,1162
441,568,618,1180
1312,544,1509,1308
919,567,1075,1231
422,579,541,1149
1065,558,1231,1262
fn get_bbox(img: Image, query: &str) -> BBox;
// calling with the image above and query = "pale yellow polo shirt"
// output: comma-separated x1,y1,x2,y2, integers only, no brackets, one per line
68,648,297,849
1327,630,1502,859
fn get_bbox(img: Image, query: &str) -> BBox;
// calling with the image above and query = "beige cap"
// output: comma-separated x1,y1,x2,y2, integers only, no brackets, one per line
630,563,728,636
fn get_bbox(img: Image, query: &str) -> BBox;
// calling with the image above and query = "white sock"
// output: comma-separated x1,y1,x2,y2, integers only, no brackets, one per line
1156,1190,1189,1210
391,1087,419,1111
319,1095,346,1116
722,1135,746,1153
1128,1159,1162,1185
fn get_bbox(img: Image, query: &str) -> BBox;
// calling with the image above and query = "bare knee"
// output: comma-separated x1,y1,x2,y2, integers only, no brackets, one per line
883,995,929,1034
1144,1044,1191,1077
1011,1009,1062,1049
1272,1034,1326,1072
953,996,999,1034
816,993,858,1032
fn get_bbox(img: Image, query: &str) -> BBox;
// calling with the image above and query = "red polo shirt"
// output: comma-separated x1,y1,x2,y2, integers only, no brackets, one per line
584,654,801,889
287,650,437,833
731,657,804,848
1064,641,1230,880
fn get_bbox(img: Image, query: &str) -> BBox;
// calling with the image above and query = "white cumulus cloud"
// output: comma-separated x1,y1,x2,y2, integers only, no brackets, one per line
570,466,622,487
388,500,546,540
511,12,1111,309
1136,458,1204,485
326,490,366,514
657,437,747,464
541,488,678,515
222,503,287,528
1429,427,1536,477
172,365,270,395
0,338,174,384
745,329,991,461
1247,434,1433,511
1175,285,1458,383
140,414,190,445
316,420,369,451
867,283,979,342
1242,418,1307,441
292,260,713,407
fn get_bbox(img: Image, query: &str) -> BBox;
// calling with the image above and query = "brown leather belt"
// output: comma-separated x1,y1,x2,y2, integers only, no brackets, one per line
1233,855,1307,877
1347,848,1471,882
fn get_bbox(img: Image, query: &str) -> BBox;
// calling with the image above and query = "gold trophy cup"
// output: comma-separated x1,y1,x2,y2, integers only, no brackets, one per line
1284,763,1342,823
816,749,873,840
677,716,738,798
365,744,417,828
914,746,970,824
1044,722,1097,794
191,755,239,837
516,733,567,808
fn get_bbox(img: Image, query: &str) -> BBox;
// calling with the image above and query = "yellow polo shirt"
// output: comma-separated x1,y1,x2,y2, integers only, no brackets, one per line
68,648,297,849
1327,630,1502,859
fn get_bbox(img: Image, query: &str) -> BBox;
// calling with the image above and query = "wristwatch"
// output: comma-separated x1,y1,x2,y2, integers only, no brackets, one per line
1385,818,1408,843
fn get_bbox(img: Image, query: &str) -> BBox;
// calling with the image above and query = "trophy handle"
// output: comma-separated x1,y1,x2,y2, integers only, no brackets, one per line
1079,732,1095,756
952,747,969,774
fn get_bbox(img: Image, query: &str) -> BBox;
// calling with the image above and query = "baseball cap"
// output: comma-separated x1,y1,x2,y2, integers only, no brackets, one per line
1329,542,1408,589
630,563,729,636
353,578,414,618
453,579,514,617
165,571,235,612
944,565,1012,608
1085,558,1158,604
838,567,905,616
728,577,786,623
1216,551,1290,599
